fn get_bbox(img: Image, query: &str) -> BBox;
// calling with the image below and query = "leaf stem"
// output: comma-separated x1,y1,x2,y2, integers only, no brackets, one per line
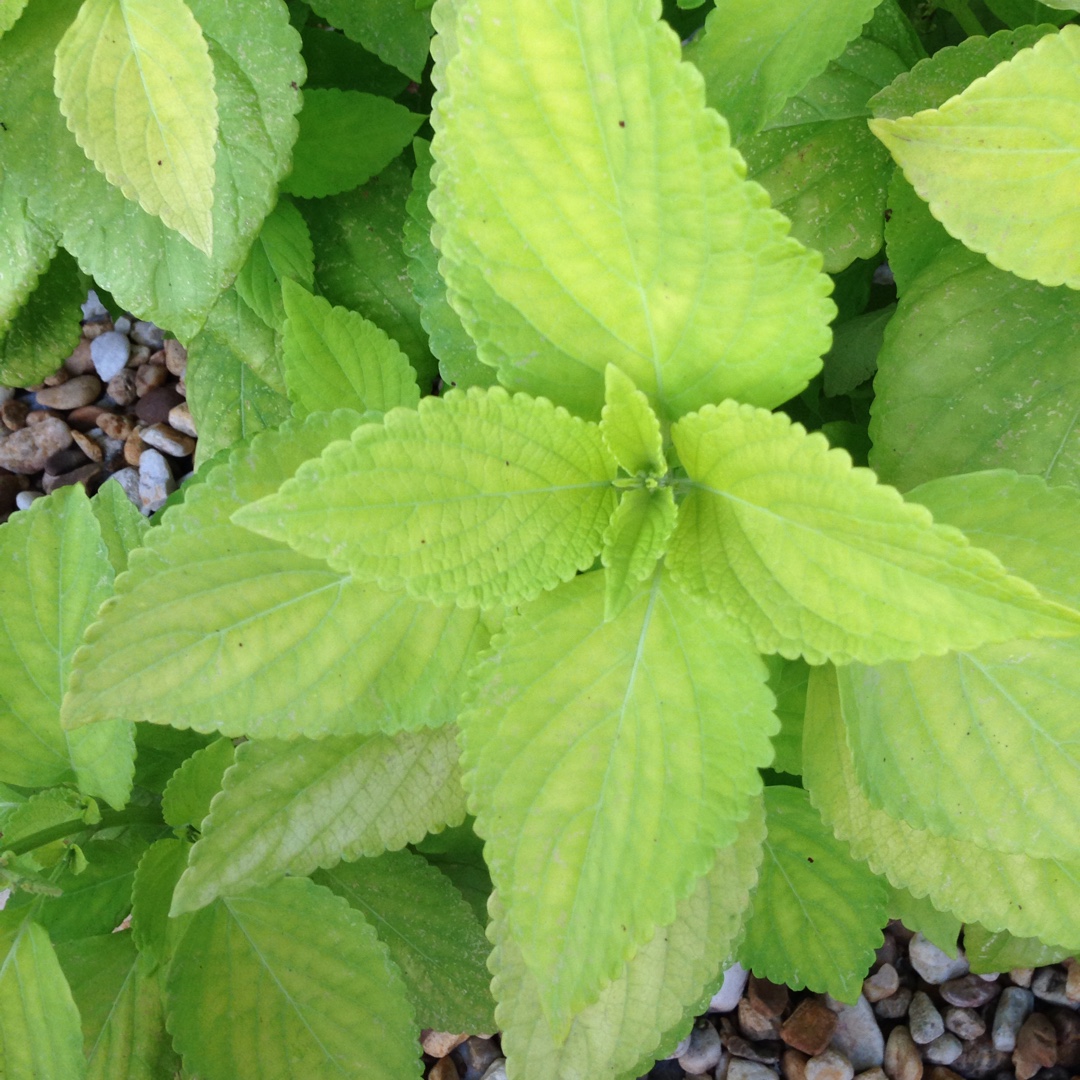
3,805,165,857
937,0,988,37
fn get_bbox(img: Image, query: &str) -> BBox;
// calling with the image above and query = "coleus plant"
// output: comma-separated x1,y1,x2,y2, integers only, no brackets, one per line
0,0,1079,1077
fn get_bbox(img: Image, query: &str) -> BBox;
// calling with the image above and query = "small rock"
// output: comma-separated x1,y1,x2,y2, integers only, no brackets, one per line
1050,1006,1080,1068
0,418,72,474
711,964,751,1014
1014,1013,1057,1080
42,369,69,387
127,344,153,370
114,315,132,335
1010,969,1034,988
164,337,188,376
854,1070,887,1080
428,1057,458,1080
909,992,945,1045
782,1049,809,1080
168,401,197,438
805,1049,853,1080
124,429,147,467
66,404,111,432
953,1033,1012,1078
135,362,168,397
108,467,141,507
875,988,912,1021
1,399,29,430
992,986,1035,1052
82,318,113,339
782,1000,839,1057
827,996,884,1072
923,1034,962,1066
664,1033,693,1060
884,1027,922,1080
727,1036,782,1065
680,1019,724,1074
64,338,95,375
944,1007,985,1041
101,436,127,472
107,369,138,406
71,430,104,463
90,331,130,381
0,385,14,404
25,407,60,424
138,448,174,512
454,1036,501,1080
141,422,195,458
1064,958,1080,1004
134,384,184,425
975,972,998,983
45,444,89,474
479,1060,506,1080
43,462,101,495
908,935,967,985
750,977,790,1020
420,1030,468,1057
924,1070,962,1080
875,935,899,970
1034,967,1078,1009
14,490,42,511
741,998,784,1041
131,320,165,349
863,965,900,1004
727,1061,779,1080
81,290,109,322
148,348,167,366
97,412,134,441
940,975,1000,1009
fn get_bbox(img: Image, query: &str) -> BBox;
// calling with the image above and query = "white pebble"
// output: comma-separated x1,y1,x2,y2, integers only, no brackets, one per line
90,332,131,381
710,962,750,1013
14,490,43,511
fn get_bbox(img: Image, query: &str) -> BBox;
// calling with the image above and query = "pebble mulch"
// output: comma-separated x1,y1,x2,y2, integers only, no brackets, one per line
420,925,1079,1080
0,292,194,522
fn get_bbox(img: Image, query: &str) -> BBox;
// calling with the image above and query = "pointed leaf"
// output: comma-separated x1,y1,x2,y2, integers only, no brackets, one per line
870,26,1080,290
313,850,495,1032
307,0,432,80
63,411,488,739
300,23,410,98
172,725,466,913
0,912,85,1080
131,838,192,969
685,0,884,143
460,570,775,1035
738,785,887,1002
0,0,28,38
90,478,149,575
803,664,1080,951
601,365,666,477
412,820,491,923
0,486,133,807
235,387,618,609
492,800,765,1080
429,0,834,422
281,88,424,199
166,877,421,1080
281,279,420,417
601,489,677,620
161,738,234,830
0,170,54,335
669,400,1080,665
886,885,962,956
233,197,314,332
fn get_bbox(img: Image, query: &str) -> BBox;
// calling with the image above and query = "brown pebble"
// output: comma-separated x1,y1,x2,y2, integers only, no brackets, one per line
750,976,790,1019
1066,958,1080,1004
1010,969,1034,988
1,399,30,431
135,362,168,397
123,429,147,467
81,319,112,340
1014,1013,1057,1080
42,369,70,387
420,1030,469,1057
127,344,152,369
168,401,197,438
71,429,104,463
782,1048,810,1080
726,1035,782,1065
97,412,134,441
164,337,187,376
42,462,101,495
148,348,167,366
740,997,784,1041
35,374,103,411
1051,1007,1080,1069
951,1033,1010,1077
66,404,109,432
781,999,838,1057
427,1057,458,1080
134,384,184,425
45,444,89,474
883,1026,922,1080
939,974,1000,1009
856,1070,888,1080
64,338,96,375
25,408,62,425
864,964,900,1003
925,1070,963,1080
0,418,73,474
106,369,138,406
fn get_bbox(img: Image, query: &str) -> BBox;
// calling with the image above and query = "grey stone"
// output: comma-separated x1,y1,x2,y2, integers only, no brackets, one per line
874,988,912,1021
991,986,1034,1052
908,992,945,1045
679,1020,724,1074
0,417,72,473
107,468,142,508
1033,966,1078,1009
91,331,131,381
923,1034,963,1066
454,1037,502,1080
940,975,1000,1009
479,1061,506,1080
664,1033,693,1060
81,289,109,322
727,1061,779,1080
944,1007,985,1041
131,320,165,349
114,315,132,335
805,1049,854,1080
727,1036,782,1065
827,995,884,1072
138,449,174,513
908,934,968,985
952,1033,1011,1078
711,964,750,1014
14,490,42,511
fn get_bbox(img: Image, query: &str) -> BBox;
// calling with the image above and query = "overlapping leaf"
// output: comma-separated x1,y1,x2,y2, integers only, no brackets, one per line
131,839,192,969
171,726,466,913
600,365,667,477
886,884,962,955
601,490,677,620
90,479,149,576
161,738,235,830
963,924,1072,974
429,0,834,422
235,387,618,608
307,0,432,80
764,656,810,776
63,411,487,738
460,570,775,1036
0,169,54,334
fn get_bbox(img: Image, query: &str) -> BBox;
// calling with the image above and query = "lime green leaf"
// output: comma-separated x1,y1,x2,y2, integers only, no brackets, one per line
167,877,421,1080
738,785,887,1002
300,24,410,98
884,171,955,296
803,664,1080,951
412,820,491,923
601,365,666,477
56,932,177,1080
0,0,303,340
765,656,809,776
233,197,314,332
0,911,85,1080
0,0,28,38
0,171,55,335
90,479,149,575
869,245,1080,492
307,0,432,80
840,471,1080,861
403,137,492,390
305,154,437,387
602,491,677,620
172,725,466,913
63,411,488,739
963,923,1073,974
280,279,420,417
985,0,1076,25
668,400,1080,665
492,800,765,1080
0,487,134,807
313,850,495,1032
0,248,87,388
430,0,834,423
132,839,192,969
54,0,218,253
685,0,884,142
460,570,774,1035
0,788,82,854
887,885,962,956
870,26,1080,290
161,738,234,830
281,88,424,199
235,387,618,609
